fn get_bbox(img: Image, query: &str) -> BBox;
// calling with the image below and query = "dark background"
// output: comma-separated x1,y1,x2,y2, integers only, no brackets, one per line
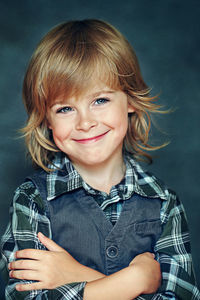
0,0,199,296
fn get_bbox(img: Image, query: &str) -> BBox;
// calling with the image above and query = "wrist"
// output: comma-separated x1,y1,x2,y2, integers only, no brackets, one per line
77,264,106,282
128,264,147,294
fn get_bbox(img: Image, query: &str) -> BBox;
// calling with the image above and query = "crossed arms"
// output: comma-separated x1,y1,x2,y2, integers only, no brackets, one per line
1,182,199,299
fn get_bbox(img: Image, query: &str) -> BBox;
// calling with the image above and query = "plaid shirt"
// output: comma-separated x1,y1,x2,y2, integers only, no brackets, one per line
0,153,199,300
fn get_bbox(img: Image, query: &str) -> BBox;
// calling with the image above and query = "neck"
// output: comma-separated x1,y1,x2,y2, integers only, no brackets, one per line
72,154,126,194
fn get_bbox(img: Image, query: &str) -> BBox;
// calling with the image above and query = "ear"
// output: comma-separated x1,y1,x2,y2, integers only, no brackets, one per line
48,123,52,130
126,95,135,113
46,116,52,130
128,103,135,113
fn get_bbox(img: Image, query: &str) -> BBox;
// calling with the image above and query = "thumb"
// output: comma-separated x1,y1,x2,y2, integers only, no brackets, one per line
38,232,64,252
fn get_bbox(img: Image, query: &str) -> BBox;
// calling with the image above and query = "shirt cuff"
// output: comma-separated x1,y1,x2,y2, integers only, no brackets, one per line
48,281,87,300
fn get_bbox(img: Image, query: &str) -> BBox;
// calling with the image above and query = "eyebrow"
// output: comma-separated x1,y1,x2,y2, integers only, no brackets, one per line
51,89,116,107
88,89,115,98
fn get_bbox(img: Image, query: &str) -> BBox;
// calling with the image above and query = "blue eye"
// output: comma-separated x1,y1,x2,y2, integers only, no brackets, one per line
95,98,109,105
56,106,73,113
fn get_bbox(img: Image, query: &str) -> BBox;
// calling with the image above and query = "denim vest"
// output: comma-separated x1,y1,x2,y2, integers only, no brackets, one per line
28,171,162,276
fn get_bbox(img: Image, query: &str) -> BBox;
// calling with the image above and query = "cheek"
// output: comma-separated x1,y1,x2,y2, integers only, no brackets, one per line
116,110,129,138
51,122,71,142
112,109,129,130
107,112,128,144
51,127,71,153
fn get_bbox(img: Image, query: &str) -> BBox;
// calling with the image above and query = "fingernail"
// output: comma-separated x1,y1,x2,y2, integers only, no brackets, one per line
16,285,21,291
9,271,13,278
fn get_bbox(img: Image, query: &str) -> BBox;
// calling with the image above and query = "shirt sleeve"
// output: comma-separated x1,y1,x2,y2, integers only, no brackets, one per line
137,191,200,300
0,181,86,300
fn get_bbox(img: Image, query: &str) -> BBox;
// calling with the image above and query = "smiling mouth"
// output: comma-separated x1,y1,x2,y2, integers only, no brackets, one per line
72,131,109,144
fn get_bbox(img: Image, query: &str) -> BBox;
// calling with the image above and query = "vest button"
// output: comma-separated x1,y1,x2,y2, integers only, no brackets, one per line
106,245,118,258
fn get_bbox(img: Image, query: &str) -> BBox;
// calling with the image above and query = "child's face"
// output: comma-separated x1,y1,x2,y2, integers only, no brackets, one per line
47,81,134,169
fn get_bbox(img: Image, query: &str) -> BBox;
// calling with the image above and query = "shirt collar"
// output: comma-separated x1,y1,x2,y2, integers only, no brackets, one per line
46,152,83,201
46,152,168,201
124,156,168,200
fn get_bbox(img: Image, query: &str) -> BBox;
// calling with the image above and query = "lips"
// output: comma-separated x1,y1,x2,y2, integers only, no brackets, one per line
72,131,109,144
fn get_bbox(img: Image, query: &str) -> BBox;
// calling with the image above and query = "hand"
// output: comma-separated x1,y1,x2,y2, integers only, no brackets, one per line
129,252,161,294
8,232,89,291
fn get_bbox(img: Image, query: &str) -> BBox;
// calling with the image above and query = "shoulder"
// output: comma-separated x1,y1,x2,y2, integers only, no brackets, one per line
13,170,47,213
127,155,177,202
14,180,38,199
137,168,185,225
126,155,185,222
139,168,181,214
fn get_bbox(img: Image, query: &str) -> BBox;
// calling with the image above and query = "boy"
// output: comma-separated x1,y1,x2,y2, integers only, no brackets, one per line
1,19,200,299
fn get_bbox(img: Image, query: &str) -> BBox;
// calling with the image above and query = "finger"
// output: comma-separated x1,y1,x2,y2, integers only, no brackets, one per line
38,232,64,252
16,281,44,292
15,248,48,260
10,269,40,281
150,253,155,259
143,252,155,259
9,259,40,271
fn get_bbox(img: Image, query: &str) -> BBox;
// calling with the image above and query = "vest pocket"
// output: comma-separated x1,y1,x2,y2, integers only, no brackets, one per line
134,219,162,237
131,219,162,252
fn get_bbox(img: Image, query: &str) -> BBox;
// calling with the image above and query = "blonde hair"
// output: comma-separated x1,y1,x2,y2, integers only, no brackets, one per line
22,19,165,171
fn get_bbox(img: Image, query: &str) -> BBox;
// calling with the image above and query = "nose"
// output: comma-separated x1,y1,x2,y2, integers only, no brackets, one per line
75,111,98,131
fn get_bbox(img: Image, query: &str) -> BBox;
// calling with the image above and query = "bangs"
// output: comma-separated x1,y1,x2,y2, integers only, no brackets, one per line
41,44,121,107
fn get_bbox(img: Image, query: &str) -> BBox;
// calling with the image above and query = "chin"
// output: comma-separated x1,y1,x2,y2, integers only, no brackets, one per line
72,154,108,167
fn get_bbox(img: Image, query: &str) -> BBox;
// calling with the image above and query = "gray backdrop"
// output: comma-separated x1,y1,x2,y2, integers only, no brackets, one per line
0,0,199,295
